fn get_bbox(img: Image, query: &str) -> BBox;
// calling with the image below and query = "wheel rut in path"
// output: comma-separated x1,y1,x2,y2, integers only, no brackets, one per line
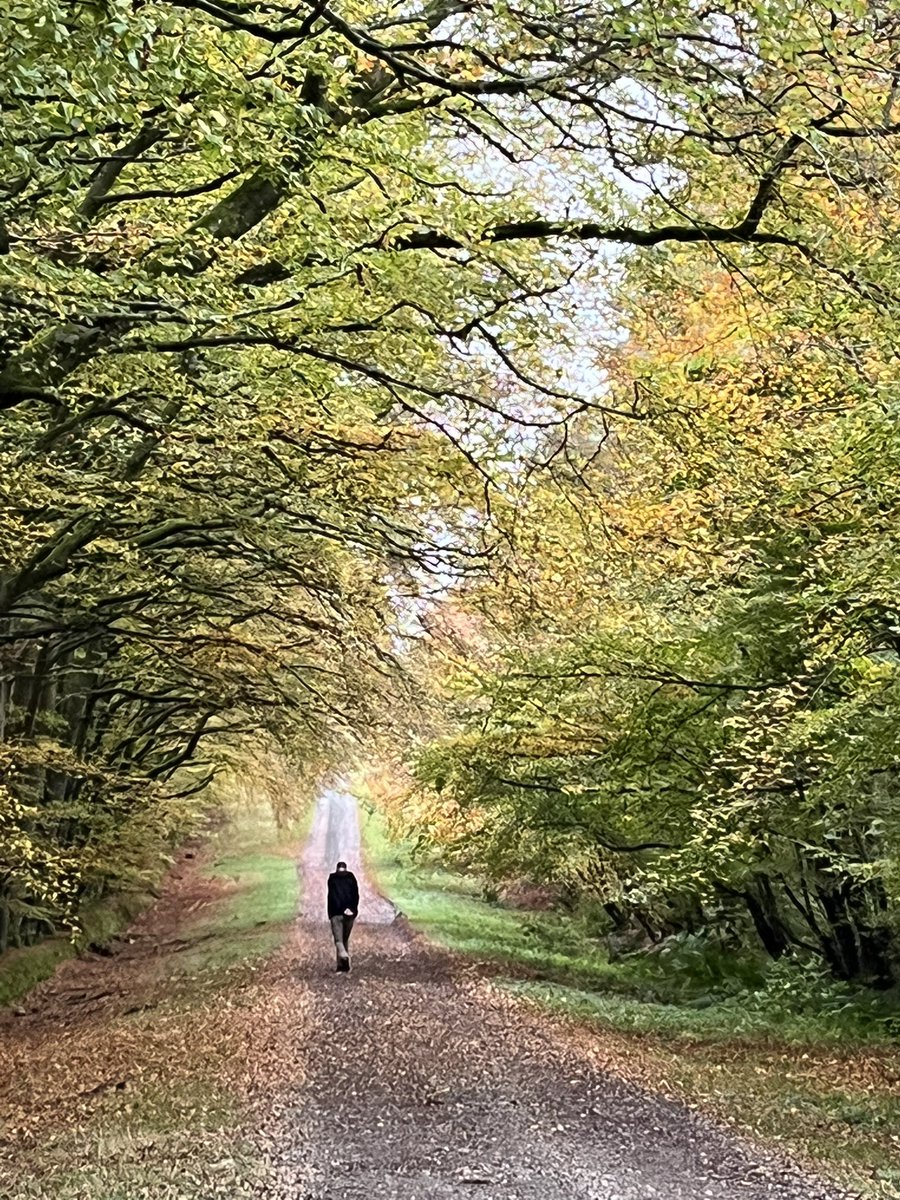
250,789,854,1200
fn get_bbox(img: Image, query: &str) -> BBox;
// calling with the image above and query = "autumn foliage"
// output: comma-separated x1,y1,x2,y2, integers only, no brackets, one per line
4,0,900,989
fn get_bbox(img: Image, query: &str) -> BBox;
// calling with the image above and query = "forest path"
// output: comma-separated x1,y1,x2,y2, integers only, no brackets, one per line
251,790,852,1200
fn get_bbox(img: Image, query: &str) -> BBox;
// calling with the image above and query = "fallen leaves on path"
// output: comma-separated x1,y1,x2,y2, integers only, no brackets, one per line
0,797,892,1200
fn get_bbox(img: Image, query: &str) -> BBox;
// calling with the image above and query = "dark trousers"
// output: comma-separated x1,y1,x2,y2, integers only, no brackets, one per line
330,913,355,964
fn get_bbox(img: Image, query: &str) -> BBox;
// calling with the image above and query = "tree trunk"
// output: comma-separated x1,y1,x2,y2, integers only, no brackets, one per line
816,877,895,986
744,875,792,959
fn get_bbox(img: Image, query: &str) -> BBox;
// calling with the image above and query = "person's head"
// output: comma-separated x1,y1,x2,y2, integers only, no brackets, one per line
336,861,347,874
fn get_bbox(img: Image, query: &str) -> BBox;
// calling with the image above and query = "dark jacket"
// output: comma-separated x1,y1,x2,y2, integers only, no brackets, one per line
327,871,359,918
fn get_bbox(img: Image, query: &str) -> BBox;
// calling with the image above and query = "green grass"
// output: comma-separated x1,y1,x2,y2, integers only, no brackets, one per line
172,804,302,978
503,974,897,1045
363,807,900,1198
364,808,895,1044
363,806,621,981
0,938,74,1008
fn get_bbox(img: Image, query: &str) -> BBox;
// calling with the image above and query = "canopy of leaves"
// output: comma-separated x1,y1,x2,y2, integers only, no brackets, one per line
387,6,900,986
4,0,900,974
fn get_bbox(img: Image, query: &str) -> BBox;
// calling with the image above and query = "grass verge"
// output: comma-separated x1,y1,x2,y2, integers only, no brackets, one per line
362,806,900,1199
0,940,74,1009
172,804,304,978
1,801,303,1200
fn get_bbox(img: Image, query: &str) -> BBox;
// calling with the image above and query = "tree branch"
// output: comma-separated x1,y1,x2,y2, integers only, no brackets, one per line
96,168,241,207
80,125,166,219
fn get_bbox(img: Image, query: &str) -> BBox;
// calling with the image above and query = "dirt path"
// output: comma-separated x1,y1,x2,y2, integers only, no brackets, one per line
0,792,859,1199
248,791,853,1200
300,789,395,926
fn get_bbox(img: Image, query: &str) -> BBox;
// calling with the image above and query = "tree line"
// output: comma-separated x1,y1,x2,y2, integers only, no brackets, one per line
398,58,900,983
2,0,899,976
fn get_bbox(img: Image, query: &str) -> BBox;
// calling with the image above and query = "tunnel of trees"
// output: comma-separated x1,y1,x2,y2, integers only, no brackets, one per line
2,0,900,986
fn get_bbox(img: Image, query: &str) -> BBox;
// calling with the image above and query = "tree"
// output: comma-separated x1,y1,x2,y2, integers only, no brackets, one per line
4,0,900,954
408,233,900,985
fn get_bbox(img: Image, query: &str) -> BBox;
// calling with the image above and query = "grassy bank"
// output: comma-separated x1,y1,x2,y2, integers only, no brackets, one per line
0,941,74,1009
362,807,900,1198
171,804,305,978
0,891,158,1011
0,786,311,1012
1,802,304,1200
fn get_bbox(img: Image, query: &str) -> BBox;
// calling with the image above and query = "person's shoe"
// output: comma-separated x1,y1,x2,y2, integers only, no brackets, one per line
338,958,350,973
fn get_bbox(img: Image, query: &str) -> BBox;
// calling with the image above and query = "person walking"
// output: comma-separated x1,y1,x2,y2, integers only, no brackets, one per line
327,860,359,972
